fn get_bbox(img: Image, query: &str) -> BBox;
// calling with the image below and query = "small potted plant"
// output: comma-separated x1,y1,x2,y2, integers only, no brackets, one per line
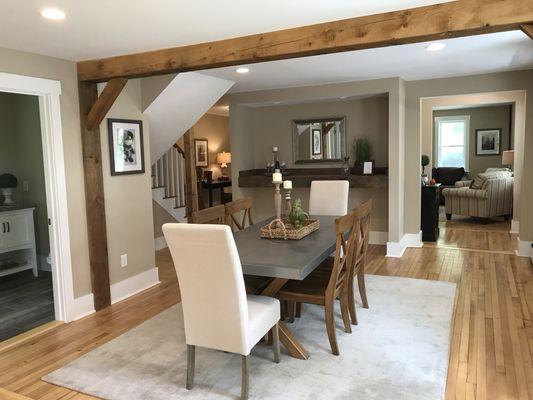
421,154,430,185
352,137,374,174
0,173,18,205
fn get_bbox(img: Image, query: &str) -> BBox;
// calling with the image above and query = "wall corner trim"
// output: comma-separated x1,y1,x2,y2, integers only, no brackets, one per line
110,267,160,304
154,236,168,251
516,237,532,258
386,231,423,258
70,293,95,321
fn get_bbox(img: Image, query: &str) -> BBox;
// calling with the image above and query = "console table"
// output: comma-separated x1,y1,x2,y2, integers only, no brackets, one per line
420,184,441,242
0,207,38,278
200,180,232,207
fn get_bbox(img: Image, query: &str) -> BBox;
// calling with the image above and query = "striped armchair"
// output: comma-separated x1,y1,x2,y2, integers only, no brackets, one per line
442,171,513,220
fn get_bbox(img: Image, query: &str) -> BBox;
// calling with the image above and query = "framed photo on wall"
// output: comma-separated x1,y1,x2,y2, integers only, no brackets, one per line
107,118,145,176
194,139,209,167
476,128,501,156
312,129,322,155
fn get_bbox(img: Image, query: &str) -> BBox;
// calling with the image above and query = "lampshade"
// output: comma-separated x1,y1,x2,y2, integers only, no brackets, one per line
217,151,231,167
502,150,514,165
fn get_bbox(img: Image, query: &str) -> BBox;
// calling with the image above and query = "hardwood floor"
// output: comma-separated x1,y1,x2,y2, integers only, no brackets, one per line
0,218,531,399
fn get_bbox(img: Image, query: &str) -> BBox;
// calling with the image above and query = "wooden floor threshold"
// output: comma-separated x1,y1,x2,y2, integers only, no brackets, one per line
0,320,64,354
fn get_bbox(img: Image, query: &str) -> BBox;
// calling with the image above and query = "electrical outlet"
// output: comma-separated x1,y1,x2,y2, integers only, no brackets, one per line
120,254,128,268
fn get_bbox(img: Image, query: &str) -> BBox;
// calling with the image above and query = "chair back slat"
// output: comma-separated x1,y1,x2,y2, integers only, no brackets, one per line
225,197,254,231
162,223,249,354
190,205,226,225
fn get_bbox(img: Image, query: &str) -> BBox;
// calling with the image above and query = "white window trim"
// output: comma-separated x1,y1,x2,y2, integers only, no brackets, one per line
434,115,470,172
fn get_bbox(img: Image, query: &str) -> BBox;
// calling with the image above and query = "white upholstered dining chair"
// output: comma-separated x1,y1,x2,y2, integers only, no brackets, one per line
309,180,349,216
162,223,281,400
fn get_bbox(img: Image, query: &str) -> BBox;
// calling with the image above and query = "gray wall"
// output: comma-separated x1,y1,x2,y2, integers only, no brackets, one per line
0,92,50,264
433,105,512,178
230,85,394,234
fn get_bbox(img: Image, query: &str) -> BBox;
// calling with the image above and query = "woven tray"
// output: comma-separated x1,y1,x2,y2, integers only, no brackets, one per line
260,218,319,240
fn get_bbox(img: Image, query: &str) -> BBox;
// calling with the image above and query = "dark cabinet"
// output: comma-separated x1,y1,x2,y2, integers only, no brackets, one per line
421,184,441,242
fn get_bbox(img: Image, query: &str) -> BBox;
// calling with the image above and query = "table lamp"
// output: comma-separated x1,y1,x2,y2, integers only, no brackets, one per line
502,150,514,171
217,151,231,179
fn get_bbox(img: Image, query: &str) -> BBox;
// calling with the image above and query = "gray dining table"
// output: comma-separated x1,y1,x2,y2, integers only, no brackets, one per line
233,215,337,359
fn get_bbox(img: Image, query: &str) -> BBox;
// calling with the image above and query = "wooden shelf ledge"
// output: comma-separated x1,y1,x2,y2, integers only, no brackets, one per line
239,168,388,189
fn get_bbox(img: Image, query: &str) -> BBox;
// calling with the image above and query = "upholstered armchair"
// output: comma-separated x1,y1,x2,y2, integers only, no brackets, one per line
442,170,513,220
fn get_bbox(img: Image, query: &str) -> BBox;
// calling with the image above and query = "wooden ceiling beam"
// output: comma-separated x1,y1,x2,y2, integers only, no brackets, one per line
85,78,128,130
77,0,533,82
521,24,533,39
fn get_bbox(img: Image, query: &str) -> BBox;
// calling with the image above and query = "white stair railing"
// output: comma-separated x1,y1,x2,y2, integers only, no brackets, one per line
151,145,186,209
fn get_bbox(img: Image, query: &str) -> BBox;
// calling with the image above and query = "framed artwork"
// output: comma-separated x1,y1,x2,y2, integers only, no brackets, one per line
476,128,501,156
194,139,209,167
107,118,145,176
312,129,322,155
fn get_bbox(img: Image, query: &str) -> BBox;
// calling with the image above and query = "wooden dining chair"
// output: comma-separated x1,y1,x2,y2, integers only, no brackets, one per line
347,199,372,324
162,223,281,400
309,180,349,216
189,204,226,224
225,196,254,231
276,211,356,355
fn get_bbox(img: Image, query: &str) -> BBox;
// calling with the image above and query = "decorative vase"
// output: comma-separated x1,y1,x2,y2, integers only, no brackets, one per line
1,188,14,204
289,199,305,229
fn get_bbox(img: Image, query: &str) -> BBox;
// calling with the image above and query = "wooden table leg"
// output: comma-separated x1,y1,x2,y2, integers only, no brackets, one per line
259,278,310,360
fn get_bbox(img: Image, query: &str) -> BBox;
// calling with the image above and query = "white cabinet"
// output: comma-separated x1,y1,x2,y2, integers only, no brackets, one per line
0,207,38,277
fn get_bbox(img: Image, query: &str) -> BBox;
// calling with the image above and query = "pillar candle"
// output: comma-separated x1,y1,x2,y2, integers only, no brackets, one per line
272,172,282,183
283,180,292,189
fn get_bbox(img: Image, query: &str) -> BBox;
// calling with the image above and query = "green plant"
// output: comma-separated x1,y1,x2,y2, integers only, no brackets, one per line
289,198,305,229
353,137,372,161
421,154,430,174
0,173,18,189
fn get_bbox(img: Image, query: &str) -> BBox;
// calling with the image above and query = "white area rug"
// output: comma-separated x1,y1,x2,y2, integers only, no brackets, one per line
44,275,456,400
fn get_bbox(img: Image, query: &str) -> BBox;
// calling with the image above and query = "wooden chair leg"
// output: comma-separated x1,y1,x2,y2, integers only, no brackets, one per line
325,301,339,355
358,273,369,309
339,293,352,334
186,345,195,390
347,280,358,325
287,301,295,323
241,355,249,400
272,322,280,363
295,302,302,318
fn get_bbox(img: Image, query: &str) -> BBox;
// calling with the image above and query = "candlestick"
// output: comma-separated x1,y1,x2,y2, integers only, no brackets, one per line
284,189,292,215
266,181,287,237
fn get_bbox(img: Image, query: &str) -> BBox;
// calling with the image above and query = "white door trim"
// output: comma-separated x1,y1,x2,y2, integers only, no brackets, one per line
0,72,75,322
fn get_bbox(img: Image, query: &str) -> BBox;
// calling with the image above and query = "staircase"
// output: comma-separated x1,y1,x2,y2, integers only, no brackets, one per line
151,145,187,222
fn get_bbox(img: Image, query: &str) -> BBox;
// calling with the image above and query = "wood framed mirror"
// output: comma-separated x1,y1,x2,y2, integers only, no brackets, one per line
292,117,346,163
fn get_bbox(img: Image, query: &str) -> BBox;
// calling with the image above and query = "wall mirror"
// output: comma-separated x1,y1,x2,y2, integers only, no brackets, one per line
292,117,346,163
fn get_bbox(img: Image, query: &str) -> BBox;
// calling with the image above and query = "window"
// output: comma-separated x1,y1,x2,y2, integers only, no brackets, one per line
435,115,469,170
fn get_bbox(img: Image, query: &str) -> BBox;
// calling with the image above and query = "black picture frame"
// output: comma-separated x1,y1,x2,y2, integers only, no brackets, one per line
107,118,145,176
194,139,209,167
475,128,501,156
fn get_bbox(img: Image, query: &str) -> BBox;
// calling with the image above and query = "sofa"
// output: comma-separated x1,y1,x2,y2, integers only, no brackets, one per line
442,170,513,220
431,167,467,205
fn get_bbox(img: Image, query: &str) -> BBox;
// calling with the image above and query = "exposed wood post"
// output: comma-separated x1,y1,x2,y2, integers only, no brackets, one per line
86,78,128,130
183,130,198,218
521,24,533,39
78,79,126,310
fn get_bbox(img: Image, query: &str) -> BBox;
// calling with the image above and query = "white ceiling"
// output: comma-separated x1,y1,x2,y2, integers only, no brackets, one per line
200,31,533,93
1,0,453,61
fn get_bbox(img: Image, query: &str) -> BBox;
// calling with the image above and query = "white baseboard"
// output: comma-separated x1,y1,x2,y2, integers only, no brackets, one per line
369,231,388,245
386,231,423,258
516,237,532,258
70,293,95,321
154,235,168,251
510,220,520,234
110,267,160,304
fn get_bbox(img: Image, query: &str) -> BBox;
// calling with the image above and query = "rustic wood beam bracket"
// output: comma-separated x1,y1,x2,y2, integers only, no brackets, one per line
86,78,128,130
77,0,533,82
521,24,533,39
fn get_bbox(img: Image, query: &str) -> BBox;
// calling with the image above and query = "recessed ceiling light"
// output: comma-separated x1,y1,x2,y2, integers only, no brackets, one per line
426,43,446,52
236,67,250,74
41,8,66,20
